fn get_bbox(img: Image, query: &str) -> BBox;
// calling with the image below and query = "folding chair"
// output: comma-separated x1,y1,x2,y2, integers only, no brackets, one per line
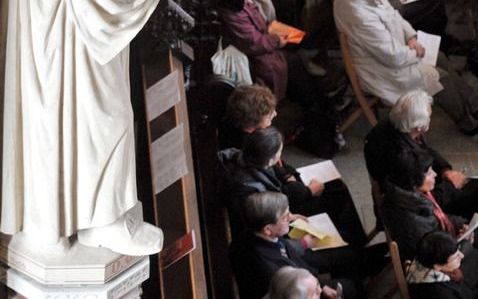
338,32,379,133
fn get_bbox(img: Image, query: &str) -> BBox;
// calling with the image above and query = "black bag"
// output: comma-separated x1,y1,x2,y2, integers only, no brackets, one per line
400,0,447,37
295,103,338,159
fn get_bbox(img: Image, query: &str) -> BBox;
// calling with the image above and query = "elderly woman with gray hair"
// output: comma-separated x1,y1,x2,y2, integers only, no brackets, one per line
364,89,478,221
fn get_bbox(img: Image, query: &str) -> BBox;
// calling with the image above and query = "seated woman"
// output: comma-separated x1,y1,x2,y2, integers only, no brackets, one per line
382,151,478,293
365,90,478,220
217,0,287,100
381,151,469,260
218,84,277,150
407,231,472,299
217,0,342,130
219,84,341,157
218,126,367,247
334,0,478,134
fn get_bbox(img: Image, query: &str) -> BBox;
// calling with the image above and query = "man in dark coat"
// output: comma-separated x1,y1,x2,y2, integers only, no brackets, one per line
229,191,358,299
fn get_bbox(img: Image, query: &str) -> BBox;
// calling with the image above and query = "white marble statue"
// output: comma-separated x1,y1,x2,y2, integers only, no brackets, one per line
2,0,163,256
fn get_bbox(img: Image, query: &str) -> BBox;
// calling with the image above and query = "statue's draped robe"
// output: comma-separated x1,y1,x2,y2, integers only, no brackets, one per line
2,0,158,244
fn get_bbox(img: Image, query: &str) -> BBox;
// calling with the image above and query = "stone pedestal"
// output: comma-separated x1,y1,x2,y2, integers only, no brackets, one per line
0,233,143,285
2,256,149,299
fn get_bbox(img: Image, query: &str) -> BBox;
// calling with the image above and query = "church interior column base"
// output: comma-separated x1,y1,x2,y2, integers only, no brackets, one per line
0,233,144,285
1,256,149,299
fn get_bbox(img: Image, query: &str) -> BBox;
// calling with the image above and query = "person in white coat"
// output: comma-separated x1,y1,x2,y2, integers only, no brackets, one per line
1,0,163,255
334,0,478,134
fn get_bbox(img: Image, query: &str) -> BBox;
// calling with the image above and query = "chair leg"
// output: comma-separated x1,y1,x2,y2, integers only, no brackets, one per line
339,97,379,133
357,96,378,127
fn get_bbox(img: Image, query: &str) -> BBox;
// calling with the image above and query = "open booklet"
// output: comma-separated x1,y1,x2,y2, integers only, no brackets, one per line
417,30,441,66
268,20,305,44
289,213,348,251
296,160,341,185
458,213,478,242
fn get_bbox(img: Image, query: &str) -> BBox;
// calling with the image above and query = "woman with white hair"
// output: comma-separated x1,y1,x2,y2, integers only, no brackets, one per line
334,0,478,134
364,89,478,221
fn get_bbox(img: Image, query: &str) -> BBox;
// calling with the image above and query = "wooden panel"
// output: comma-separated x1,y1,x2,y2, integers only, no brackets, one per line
141,50,207,299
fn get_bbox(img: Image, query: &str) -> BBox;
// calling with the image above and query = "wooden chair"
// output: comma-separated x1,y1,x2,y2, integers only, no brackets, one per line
385,230,411,299
338,32,379,133
367,177,410,299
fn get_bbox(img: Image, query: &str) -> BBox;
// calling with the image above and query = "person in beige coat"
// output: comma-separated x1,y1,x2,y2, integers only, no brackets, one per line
334,0,478,134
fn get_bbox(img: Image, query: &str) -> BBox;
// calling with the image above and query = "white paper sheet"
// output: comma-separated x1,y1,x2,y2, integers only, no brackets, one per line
297,160,341,185
151,124,188,194
417,30,441,66
145,70,181,121
458,213,478,242
400,0,421,4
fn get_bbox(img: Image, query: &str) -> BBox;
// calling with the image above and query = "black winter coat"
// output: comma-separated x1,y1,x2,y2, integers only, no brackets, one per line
382,181,465,260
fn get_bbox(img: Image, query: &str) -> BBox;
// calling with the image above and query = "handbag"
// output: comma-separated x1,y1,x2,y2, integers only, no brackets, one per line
211,38,253,85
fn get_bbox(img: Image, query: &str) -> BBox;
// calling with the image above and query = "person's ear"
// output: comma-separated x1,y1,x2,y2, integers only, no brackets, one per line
262,224,272,236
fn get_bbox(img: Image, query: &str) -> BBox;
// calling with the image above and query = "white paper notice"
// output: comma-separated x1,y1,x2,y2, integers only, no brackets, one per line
145,70,181,121
417,31,441,66
151,124,188,194
297,160,341,185
308,213,348,251
458,213,478,242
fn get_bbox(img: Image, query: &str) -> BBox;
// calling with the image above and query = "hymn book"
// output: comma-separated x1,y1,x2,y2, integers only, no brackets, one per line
289,213,348,251
268,20,305,44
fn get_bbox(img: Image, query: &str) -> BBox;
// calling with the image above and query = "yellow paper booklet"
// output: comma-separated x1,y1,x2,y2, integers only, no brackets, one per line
268,20,305,44
289,213,348,251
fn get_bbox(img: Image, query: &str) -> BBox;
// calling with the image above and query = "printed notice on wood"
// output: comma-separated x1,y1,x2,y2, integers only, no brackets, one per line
152,124,188,194
145,70,181,121
160,230,196,270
